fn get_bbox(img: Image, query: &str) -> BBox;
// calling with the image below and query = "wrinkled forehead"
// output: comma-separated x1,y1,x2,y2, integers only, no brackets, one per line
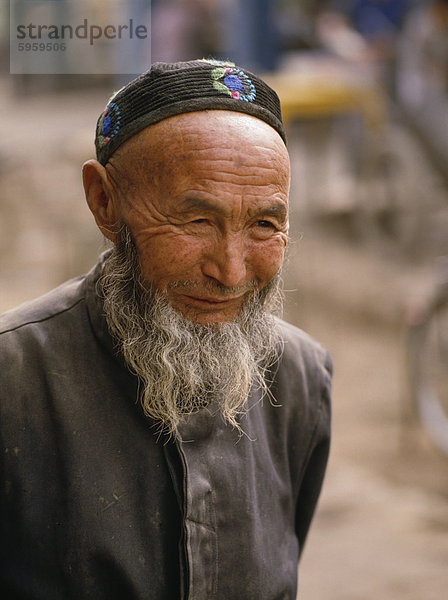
109,110,290,175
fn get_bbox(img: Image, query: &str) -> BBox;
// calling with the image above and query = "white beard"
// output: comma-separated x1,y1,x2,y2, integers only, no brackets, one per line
100,225,284,437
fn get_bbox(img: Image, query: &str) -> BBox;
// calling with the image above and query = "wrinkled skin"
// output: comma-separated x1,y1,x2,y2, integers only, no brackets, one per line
83,111,290,324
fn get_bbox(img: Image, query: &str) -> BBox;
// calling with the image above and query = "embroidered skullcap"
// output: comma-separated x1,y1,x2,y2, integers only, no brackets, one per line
95,59,286,165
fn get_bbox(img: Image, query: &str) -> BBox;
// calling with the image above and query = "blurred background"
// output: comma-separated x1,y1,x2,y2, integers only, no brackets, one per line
2,0,448,597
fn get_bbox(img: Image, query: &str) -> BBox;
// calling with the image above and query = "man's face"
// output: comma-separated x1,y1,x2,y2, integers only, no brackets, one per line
107,111,290,325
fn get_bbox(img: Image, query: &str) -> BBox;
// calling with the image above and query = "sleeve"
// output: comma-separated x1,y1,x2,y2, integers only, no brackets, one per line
295,350,332,556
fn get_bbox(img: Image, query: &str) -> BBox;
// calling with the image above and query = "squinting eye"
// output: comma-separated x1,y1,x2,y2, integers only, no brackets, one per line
256,220,275,228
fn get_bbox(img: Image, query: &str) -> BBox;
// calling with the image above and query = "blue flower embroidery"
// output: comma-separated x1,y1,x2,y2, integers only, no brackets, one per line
101,115,112,136
211,67,256,102
97,102,121,148
223,74,243,92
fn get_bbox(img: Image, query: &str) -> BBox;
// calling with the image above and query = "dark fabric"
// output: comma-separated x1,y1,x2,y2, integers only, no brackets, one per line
95,60,287,165
0,257,331,600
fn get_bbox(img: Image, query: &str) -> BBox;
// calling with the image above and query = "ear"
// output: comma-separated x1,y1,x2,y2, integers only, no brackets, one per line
82,159,119,243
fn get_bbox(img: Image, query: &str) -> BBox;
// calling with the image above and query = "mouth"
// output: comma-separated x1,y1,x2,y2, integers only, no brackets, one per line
180,294,244,308
168,291,251,323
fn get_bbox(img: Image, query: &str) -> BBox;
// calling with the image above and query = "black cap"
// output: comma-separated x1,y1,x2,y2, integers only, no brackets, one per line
95,59,286,165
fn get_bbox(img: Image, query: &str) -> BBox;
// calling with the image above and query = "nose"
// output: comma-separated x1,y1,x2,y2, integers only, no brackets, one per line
201,233,248,288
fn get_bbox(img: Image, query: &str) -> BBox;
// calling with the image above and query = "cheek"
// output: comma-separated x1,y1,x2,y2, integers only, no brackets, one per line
136,234,206,285
250,239,286,283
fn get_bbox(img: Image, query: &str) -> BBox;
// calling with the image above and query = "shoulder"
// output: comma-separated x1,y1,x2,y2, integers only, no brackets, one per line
275,317,332,380
0,275,93,381
0,274,88,337
269,318,332,434
0,262,106,404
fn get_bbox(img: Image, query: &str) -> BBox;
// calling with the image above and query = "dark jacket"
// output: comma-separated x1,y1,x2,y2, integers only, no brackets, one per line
0,258,331,599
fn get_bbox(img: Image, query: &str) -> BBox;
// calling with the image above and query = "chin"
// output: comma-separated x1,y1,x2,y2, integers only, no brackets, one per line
177,306,239,326
197,315,235,326
188,313,237,326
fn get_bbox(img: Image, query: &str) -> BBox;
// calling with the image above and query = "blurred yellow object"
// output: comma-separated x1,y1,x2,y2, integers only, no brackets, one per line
264,72,387,132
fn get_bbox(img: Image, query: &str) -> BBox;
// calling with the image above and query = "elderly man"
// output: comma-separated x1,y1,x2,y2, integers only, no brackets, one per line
0,60,331,599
